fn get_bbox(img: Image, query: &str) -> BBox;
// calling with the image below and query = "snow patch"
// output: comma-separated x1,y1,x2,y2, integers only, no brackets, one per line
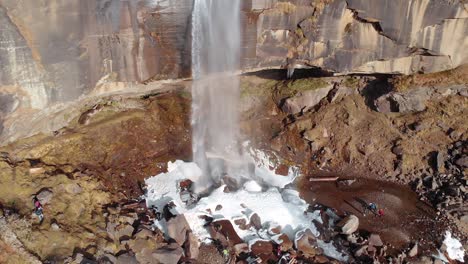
145,159,345,260
244,180,262,192
443,231,465,262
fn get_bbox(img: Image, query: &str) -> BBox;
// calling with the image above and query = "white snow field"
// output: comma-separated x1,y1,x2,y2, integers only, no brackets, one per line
145,158,349,262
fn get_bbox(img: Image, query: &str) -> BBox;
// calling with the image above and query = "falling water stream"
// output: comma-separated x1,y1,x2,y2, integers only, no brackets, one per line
191,0,246,191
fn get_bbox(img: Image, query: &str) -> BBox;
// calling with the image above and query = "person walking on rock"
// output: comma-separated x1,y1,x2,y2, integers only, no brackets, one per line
32,196,44,223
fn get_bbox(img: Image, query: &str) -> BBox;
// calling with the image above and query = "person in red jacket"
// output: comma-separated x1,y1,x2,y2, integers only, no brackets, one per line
32,196,44,223
377,209,384,217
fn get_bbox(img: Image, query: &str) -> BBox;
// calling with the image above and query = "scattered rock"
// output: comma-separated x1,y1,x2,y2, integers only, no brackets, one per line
233,243,249,255
115,252,139,264
331,87,357,102
99,254,117,264
117,224,134,241
277,233,293,251
250,213,262,230
314,255,330,263
184,231,199,259
215,204,222,211
50,222,61,231
355,245,368,257
64,183,83,194
234,218,250,230
455,156,468,168
337,215,359,235
411,256,432,264
250,240,273,257
211,219,243,245
166,214,191,246
274,164,289,176
152,243,184,264
268,224,282,235
295,229,319,257
282,86,334,114
408,243,418,257
368,234,383,247
436,151,446,172
29,167,45,175
134,227,154,240
36,188,54,204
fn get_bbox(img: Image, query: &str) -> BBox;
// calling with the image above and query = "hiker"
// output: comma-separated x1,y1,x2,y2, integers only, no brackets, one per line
32,196,44,223
377,209,384,217
364,202,377,216
222,248,229,260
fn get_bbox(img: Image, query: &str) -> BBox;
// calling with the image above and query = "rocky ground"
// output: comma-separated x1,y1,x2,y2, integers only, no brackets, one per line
0,66,466,263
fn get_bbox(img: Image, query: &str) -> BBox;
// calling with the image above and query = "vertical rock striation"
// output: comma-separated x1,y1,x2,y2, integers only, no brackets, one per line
0,0,466,139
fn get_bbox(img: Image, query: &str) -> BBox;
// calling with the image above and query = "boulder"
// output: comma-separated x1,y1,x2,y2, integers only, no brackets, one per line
249,240,273,257
29,167,45,175
234,218,250,230
295,229,319,257
355,245,368,257
36,188,53,204
250,213,262,230
117,224,134,241
99,254,117,264
276,233,293,251
64,183,83,194
368,234,383,247
207,225,229,247
408,243,418,257
282,86,334,114
314,255,330,263
152,243,184,264
436,151,446,173
233,243,249,256
50,222,61,231
184,231,199,260
134,227,155,240
455,156,468,168
212,219,243,245
331,87,357,102
166,214,190,246
337,215,359,235
115,252,139,264
106,222,118,241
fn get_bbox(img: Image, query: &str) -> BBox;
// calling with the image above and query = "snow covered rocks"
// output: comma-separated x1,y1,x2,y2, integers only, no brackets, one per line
440,231,465,262
144,160,348,262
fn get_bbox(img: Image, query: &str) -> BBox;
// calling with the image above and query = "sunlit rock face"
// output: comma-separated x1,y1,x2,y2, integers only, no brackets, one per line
252,0,467,74
0,0,466,139
0,0,192,108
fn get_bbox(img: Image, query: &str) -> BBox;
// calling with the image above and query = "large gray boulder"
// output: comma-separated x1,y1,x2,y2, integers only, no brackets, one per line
337,215,359,235
282,86,334,114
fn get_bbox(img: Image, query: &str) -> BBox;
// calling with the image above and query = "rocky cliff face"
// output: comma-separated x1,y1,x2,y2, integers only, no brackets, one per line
0,0,466,140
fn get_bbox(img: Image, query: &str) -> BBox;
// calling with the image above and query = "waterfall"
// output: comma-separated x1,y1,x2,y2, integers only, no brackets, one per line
191,0,245,191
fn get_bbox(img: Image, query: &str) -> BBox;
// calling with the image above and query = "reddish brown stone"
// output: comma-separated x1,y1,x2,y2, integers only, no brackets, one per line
212,220,243,245
250,240,274,257
275,164,289,176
